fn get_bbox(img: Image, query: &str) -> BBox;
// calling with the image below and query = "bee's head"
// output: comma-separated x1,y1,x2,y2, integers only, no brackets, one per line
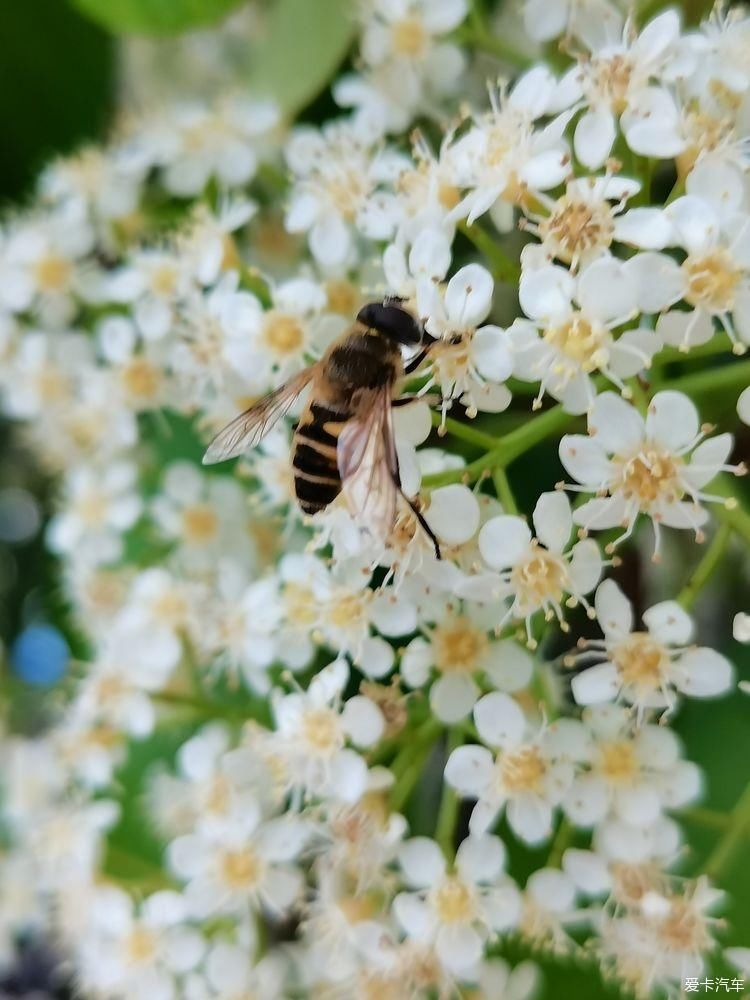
357,298,424,346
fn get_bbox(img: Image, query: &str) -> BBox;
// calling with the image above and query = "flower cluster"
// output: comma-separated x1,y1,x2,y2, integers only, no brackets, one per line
0,1,748,998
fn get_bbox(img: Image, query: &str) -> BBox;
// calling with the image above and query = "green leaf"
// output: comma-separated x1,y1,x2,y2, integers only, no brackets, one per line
245,0,355,115
68,0,246,35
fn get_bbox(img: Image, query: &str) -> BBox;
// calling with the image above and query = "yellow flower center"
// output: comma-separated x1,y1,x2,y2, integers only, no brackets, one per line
391,16,428,58
511,543,569,610
220,847,264,889
432,616,489,674
149,263,179,297
611,632,669,691
181,504,219,544
432,876,477,924
591,54,634,114
540,197,615,265
325,592,369,631
121,357,162,401
301,707,343,756
125,926,158,964
205,774,232,814
543,314,609,372
598,739,639,784
683,249,741,313
152,590,188,626
262,311,305,356
656,898,711,953
284,583,318,626
34,253,72,292
499,745,547,793
615,448,684,509
77,491,108,526
35,366,68,403
325,279,360,315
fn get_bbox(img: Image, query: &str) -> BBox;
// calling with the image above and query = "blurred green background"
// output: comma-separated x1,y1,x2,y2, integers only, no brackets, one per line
0,1,748,997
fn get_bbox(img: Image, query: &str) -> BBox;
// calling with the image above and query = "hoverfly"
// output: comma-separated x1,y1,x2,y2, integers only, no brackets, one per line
203,299,441,557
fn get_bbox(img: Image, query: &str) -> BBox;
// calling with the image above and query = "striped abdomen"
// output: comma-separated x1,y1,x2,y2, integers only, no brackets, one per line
292,402,348,515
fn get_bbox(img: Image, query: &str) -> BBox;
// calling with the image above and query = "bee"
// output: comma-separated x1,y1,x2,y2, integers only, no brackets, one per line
203,299,441,557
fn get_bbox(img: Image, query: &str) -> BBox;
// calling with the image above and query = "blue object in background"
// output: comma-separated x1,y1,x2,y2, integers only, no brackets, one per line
11,624,69,686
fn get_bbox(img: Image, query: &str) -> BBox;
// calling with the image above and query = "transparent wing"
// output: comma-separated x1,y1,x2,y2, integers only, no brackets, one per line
337,387,399,545
202,367,315,465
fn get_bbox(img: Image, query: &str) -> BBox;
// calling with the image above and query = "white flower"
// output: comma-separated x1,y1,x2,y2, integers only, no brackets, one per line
402,622,533,724
77,887,205,1000
570,578,734,714
2,330,92,420
459,491,602,642
522,174,672,269
445,692,587,842
47,461,142,566
570,10,687,169
738,386,750,426
512,255,660,413
285,121,407,269
519,867,584,949
417,263,513,418
167,800,308,919
269,659,384,803
394,834,521,974
563,704,701,828
522,0,624,45
108,248,193,342
559,390,743,555
97,314,170,412
733,612,750,643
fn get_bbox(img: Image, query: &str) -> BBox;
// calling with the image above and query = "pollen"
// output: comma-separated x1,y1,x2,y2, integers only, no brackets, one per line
391,16,428,58
35,366,69,403
598,739,639,784
325,592,369,630
432,876,478,924
432,615,489,674
34,253,72,293
125,926,158,965
149,262,179,297
499,745,547,793
511,542,570,609
121,357,162,401
655,896,712,954
590,54,634,114
220,847,264,889
325,279,360,316
181,503,219,544
543,313,609,371
683,249,741,313
301,707,343,756
283,583,318,626
615,449,684,509
611,633,669,691
540,197,615,266
77,491,108,526
262,310,305,355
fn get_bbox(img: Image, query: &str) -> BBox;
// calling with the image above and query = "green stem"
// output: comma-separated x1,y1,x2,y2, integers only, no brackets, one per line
546,818,573,867
680,806,732,831
703,782,750,880
458,220,521,284
436,729,463,857
677,523,732,610
493,466,517,513
663,357,750,399
424,405,576,488
713,475,750,546
431,411,498,450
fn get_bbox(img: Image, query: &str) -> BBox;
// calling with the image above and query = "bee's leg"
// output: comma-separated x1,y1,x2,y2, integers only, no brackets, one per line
395,481,442,561
392,393,439,407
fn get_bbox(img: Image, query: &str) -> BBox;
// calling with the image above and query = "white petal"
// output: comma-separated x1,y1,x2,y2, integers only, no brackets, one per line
595,579,633,639
623,252,684,313
401,637,433,688
474,692,526,748
643,600,693,645
426,484,480,546
506,796,553,843
574,109,616,170
357,635,395,679
526,867,576,911
645,391,699,451
472,325,513,382
431,673,479,723
341,696,385,748
613,208,673,250
445,264,494,328
614,785,661,827
436,923,483,973
456,833,506,883
568,539,602,595
665,195,719,255
399,837,446,888
571,663,620,705
564,775,609,826
672,648,734,697
562,848,612,896
656,309,715,349
559,435,611,486
589,392,645,454
445,744,495,797
532,491,572,553
393,892,436,940
483,641,533,692
577,257,636,322
478,516,531,570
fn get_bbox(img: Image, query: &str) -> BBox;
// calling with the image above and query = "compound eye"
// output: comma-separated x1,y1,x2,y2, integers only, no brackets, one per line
357,302,423,345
